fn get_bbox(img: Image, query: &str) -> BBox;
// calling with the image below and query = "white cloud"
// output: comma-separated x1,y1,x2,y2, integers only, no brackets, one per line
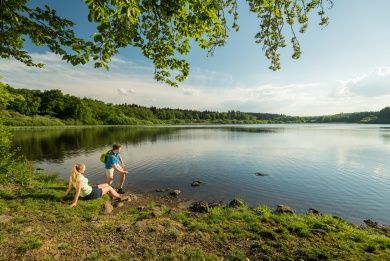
344,67,390,97
0,52,389,116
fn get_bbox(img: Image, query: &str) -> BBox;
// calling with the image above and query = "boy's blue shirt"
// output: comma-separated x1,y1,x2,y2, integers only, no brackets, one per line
105,150,121,169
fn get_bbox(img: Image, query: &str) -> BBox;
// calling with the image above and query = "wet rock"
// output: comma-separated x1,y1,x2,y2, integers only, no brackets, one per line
0,215,12,224
308,208,321,215
255,172,269,176
275,205,295,214
364,219,390,233
170,190,181,196
364,219,378,228
229,199,245,208
190,201,209,213
101,202,114,215
155,188,165,192
191,180,202,187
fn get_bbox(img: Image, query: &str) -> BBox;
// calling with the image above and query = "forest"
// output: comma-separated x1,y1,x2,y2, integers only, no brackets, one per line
2,84,390,126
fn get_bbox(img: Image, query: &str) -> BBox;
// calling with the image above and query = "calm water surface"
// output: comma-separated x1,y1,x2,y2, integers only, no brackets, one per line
11,124,390,224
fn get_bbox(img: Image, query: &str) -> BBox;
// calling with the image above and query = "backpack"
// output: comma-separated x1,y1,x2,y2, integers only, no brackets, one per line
100,150,111,164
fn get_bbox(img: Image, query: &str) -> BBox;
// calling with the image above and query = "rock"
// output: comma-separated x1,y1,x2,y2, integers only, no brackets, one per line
0,215,12,224
308,208,321,215
155,188,165,192
209,202,222,208
275,205,295,214
112,201,124,208
170,190,181,196
229,199,245,208
364,219,390,233
101,202,114,215
35,168,44,171
310,228,327,235
117,194,137,202
255,172,269,176
364,219,378,228
190,201,209,213
191,181,202,187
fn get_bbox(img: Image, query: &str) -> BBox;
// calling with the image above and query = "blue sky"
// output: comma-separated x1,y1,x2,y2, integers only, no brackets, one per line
1,0,390,115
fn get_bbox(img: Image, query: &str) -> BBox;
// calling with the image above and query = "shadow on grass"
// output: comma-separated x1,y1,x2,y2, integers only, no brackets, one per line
0,187,63,202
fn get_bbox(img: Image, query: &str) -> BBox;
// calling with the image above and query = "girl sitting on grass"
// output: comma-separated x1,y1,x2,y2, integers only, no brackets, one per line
64,163,127,208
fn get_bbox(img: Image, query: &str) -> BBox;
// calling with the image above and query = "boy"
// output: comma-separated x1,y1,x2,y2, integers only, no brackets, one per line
105,144,128,194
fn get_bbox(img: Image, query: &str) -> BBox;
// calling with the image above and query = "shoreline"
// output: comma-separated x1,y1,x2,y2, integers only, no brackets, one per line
117,187,390,227
7,122,390,129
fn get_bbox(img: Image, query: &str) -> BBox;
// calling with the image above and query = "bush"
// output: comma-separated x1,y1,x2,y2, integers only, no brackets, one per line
0,122,34,185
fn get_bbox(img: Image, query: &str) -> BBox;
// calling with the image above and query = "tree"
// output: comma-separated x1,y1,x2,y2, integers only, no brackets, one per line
0,0,332,86
0,81,24,110
379,107,390,122
6,87,41,115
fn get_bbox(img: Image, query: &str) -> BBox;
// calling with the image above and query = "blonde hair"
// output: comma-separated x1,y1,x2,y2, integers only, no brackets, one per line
70,163,85,188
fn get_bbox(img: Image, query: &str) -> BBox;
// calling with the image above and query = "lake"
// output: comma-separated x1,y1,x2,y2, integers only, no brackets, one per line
11,124,390,224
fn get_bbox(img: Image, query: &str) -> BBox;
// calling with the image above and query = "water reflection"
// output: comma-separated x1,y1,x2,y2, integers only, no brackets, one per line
12,126,179,161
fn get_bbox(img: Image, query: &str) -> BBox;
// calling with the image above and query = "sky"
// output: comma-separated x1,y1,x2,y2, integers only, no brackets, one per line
1,0,390,116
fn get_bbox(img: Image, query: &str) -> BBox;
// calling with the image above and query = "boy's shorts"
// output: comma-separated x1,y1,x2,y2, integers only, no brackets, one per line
105,168,114,179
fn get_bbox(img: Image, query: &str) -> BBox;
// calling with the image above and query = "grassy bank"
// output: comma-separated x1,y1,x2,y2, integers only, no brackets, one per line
0,167,389,260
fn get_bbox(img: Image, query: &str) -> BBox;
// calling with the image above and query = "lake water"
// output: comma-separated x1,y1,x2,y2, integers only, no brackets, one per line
11,124,390,224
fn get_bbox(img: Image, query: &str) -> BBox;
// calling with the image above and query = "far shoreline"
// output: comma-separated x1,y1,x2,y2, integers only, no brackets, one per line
7,122,390,130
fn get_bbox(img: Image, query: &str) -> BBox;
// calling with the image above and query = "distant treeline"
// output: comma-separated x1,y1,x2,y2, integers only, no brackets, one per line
2,85,390,126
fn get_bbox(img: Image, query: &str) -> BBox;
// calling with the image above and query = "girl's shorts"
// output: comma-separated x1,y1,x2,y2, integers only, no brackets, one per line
84,186,103,200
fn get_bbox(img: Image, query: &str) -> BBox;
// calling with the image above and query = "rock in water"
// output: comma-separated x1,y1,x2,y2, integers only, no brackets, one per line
229,199,245,208
308,208,321,215
255,172,269,176
275,205,295,214
101,202,114,215
191,181,202,187
170,190,181,196
190,201,209,213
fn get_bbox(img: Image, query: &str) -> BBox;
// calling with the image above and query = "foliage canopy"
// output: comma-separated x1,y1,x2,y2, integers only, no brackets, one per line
0,0,333,86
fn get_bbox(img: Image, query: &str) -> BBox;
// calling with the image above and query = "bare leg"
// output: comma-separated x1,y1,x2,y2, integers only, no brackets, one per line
119,173,126,189
107,177,113,186
101,186,120,199
97,183,110,189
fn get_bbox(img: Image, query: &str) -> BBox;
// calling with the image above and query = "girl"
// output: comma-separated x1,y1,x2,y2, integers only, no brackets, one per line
64,163,126,208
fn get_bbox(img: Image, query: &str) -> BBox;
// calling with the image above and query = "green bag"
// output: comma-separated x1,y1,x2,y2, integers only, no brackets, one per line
100,150,111,164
